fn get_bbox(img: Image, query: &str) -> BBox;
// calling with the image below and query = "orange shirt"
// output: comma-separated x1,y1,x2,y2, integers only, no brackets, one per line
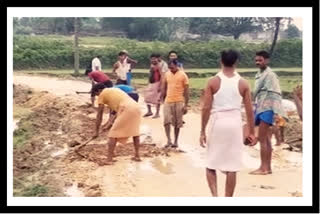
97,88,136,112
164,69,189,103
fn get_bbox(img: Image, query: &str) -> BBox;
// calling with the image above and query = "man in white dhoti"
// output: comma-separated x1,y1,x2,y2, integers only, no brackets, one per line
200,50,256,197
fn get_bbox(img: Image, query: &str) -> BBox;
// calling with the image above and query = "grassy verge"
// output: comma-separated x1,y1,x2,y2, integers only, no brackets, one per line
13,104,33,119
13,119,34,149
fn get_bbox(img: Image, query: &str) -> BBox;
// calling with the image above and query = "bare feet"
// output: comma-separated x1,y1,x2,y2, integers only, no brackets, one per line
249,168,272,175
152,114,160,119
275,142,283,146
131,156,142,162
164,142,173,148
171,143,178,148
143,112,153,117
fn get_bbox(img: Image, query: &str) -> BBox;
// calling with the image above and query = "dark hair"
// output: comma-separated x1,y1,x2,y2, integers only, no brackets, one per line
150,53,158,58
221,49,239,67
104,80,113,88
97,55,101,58
168,59,178,66
155,53,161,58
91,83,106,95
256,51,270,59
168,50,178,56
118,51,126,56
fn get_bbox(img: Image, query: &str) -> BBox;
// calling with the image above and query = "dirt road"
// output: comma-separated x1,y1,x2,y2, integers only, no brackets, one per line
13,73,302,197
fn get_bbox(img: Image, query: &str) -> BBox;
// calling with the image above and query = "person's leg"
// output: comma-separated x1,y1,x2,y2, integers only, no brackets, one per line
249,120,272,175
266,134,273,173
132,136,141,161
164,124,172,147
91,96,95,108
206,168,218,197
225,172,236,197
274,126,282,146
144,105,153,117
280,126,285,144
172,102,183,148
163,103,172,147
172,127,180,148
107,137,117,162
152,104,160,118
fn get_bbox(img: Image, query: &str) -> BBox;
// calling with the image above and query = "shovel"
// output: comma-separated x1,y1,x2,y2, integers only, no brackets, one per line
75,91,91,94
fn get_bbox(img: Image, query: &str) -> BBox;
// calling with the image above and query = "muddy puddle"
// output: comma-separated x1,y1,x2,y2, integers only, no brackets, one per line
12,74,303,197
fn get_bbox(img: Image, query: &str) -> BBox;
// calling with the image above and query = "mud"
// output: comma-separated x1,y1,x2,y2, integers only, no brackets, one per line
12,74,303,197
13,83,181,196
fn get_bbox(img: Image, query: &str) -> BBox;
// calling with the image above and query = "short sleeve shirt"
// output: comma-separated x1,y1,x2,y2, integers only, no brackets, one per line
164,69,189,103
97,88,132,112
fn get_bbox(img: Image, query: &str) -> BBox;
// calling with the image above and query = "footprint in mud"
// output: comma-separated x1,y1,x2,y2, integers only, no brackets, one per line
150,157,175,175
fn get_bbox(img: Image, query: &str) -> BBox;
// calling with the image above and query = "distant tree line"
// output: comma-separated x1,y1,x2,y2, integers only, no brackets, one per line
13,17,301,42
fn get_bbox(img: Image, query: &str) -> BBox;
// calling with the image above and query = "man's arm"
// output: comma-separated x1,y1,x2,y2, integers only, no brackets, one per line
183,85,189,114
200,79,214,147
112,62,119,73
94,104,104,137
127,57,138,69
241,79,255,140
160,76,167,103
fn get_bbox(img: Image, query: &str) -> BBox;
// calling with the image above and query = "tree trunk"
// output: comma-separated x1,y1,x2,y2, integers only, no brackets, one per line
269,17,281,57
74,17,79,76
233,33,241,40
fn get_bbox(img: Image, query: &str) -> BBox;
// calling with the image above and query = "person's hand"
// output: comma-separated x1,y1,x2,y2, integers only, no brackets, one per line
247,134,257,146
200,132,206,148
183,106,188,115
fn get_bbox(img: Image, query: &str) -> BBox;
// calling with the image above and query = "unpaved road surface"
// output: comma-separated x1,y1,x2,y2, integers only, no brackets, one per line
13,73,302,197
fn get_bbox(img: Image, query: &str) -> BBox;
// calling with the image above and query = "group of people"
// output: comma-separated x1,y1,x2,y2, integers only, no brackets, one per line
82,49,291,197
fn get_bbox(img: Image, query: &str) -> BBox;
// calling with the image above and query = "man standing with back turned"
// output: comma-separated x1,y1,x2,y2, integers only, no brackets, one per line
200,49,255,197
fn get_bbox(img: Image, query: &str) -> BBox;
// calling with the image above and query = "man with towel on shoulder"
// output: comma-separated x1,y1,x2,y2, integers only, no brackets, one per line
91,84,142,164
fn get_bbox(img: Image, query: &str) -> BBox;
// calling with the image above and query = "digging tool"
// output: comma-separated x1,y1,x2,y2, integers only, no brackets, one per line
75,91,91,94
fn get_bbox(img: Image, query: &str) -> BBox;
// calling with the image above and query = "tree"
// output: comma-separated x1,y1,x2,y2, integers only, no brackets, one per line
189,18,219,40
73,17,80,76
286,24,301,38
216,17,262,40
269,17,282,57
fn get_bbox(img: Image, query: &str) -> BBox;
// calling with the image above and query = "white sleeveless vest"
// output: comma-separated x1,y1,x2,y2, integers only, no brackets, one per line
212,71,242,112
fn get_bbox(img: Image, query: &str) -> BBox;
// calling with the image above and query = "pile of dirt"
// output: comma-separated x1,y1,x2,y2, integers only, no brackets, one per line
67,142,184,166
284,116,302,152
13,84,178,173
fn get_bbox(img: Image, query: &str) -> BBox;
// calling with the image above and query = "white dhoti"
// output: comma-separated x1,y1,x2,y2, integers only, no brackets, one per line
206,109,244,172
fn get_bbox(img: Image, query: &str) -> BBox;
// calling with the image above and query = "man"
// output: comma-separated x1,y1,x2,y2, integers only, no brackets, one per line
85,69,113,108
92,55,102,72
156,53,169,74
250,51,286,175
113,51,137,85
143,54,162,119
200,49,256,197
122,50,138,86
92,84,142,163
168,51,183,68
93,83,139,131
292,85,302,121
160,59,189,148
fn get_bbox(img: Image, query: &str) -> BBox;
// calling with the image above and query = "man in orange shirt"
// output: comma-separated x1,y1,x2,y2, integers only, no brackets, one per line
160,59,189,148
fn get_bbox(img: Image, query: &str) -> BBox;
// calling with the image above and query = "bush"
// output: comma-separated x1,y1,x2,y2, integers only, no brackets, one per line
13,35,302,70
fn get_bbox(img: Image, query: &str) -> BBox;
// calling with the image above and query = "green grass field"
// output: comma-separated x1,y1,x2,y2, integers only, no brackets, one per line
132,76,302,92
14,67,302,74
